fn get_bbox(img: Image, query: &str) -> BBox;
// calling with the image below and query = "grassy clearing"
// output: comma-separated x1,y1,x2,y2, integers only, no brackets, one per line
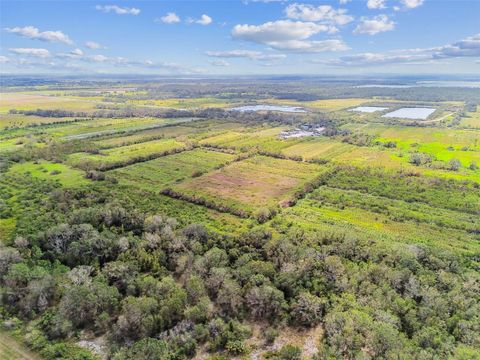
198,127,302,152
268,98,373,112
325,167,480,215
8,160,89,187
281,138,356,160
110,148,235,190
0,218,16,243
94,125,198,148
0,137,27,153
0,93,98,114
363,124,480,147
0,331,39,360
92,120,245,148
98,183,254,235
127,97,233,109
310,186,479,233
0,113,82,130
48,117,173,138
279,198,478,254
68,138,186,168
171,155,328,214
459,107,480,128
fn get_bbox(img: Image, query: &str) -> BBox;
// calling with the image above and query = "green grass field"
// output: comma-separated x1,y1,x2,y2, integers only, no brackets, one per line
68,138,186,168
110,148,235,190
0,332,39,360
0,93,98,115
7,160,89,187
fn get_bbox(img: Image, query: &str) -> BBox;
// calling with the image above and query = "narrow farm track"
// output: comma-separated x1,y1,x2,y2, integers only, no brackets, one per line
0,332,39,360
423,112,454,123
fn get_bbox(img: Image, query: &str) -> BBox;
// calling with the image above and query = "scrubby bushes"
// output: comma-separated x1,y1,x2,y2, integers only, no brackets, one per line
1,187,479,359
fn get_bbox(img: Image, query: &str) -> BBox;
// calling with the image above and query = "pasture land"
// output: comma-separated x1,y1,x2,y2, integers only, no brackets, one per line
0,331,39,360
170,155,329,215
268,98,374,112
0,113,82,129
110,148,235,190
199,127,301,152
459,107,480,128
126,97,232,109
68,138,186,169
7,160,89,187
281,198,478,254
0,93,98,114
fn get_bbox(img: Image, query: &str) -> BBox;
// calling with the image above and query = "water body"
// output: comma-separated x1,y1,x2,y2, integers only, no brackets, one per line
355,85,413,88
355,81,480,89
230,105,306,113
349,106,389,113
416,81,480,88
382,108,436,120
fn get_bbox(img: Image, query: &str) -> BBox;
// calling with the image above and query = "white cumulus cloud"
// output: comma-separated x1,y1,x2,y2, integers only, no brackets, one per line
206,49,286,61
209,59,230,66
354,14,395,35
85,41,105,49
400,0,424,9
367,0,386,9
284,3,354,25
71,48,84,56
9,48,51,58
95,5,140,15
87,54,109,62
5,26,73,44
0,56,10,63
232,20,348,52
195,14,213,25
322,33,480,67
157,12,181,24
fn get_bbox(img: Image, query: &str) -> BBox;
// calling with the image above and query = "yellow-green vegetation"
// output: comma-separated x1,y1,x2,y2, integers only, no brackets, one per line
110,148,235,190
459,107,480,128
268,98,374,111
94,125,196,148
0,331,39,360
8,160,88,187
127,97,232,109
0,114,81,130
171,155,329,215
50,117,173,138
0,93,98,114
281,199,477,254
68,138,186,169
0,137,27,153
281,138,356,160
199,127,302,152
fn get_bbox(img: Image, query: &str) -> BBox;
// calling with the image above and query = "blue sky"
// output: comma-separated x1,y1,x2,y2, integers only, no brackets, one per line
1,0,479,75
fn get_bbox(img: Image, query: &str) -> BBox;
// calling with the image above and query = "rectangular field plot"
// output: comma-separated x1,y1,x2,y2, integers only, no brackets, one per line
382,107,436,120
280,199,479,255
109,148,235,190
170,156,329,215
0,93,99,114
7,160,89,187
93,120,242,149
267,98,372,112
68,138,186,169
281,138,356,160
199,127,301,152
94,125,199,148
